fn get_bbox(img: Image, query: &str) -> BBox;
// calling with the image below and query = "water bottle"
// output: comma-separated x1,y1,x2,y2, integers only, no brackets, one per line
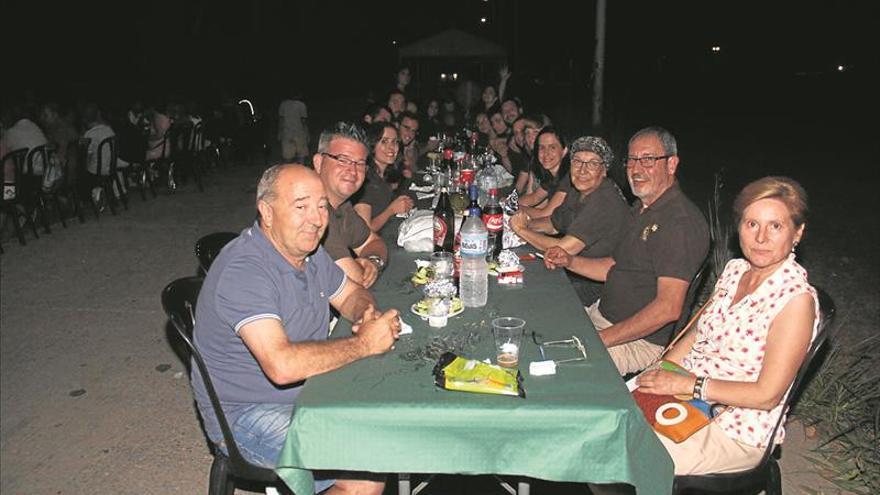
459,210,489,308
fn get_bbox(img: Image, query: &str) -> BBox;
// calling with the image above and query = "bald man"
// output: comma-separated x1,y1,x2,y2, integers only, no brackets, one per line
192,164,398,493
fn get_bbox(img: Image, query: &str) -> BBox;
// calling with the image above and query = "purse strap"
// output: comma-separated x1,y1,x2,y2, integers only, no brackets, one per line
660,290,716,359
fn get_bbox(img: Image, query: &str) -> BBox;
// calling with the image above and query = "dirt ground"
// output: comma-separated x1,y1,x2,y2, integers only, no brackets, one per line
2,136,876,494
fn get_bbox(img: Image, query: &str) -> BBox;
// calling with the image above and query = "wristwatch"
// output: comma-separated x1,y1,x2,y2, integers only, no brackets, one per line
366,255,386,272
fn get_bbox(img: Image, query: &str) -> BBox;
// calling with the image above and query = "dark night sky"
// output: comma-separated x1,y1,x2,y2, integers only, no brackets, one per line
3,0,874,111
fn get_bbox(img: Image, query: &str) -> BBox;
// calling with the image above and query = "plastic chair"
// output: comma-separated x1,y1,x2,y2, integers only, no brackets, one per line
21,145,55,233
668,255,711,344
84,135,128,215
161,276,280,495
195,232,238,274
1,149,39,245
672,286,837,495
181,123,206,192
43,145,87,226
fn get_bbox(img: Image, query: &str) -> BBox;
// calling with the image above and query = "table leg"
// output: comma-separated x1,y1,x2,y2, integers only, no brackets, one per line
517,480,530,495
398,473,411,495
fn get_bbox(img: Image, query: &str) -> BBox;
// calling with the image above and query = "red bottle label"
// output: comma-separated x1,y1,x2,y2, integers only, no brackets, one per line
460,169,475,184
433,216,448,246
482,213,503,233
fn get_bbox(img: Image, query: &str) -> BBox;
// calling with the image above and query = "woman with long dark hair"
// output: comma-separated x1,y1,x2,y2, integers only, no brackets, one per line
518,126,570,219
353,122,414,232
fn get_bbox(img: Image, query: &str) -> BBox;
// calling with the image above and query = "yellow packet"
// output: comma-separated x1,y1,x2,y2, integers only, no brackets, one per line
433,352,525,398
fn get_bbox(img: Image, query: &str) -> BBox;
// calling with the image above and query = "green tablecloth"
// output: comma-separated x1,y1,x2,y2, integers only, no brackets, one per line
276,227,673,495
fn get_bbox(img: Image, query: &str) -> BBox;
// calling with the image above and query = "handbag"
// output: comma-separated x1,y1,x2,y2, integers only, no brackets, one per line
631,296,725,443
632,361,712,443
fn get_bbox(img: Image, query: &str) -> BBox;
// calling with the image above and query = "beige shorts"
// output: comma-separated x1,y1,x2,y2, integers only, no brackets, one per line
586,301,664,375
658,421,765,475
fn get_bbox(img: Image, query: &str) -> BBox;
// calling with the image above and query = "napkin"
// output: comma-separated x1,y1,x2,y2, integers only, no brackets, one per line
399,316,413,335
529,360,557,376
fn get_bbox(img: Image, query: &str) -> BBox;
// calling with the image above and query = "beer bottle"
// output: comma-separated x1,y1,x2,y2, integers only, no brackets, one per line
433,186,455,253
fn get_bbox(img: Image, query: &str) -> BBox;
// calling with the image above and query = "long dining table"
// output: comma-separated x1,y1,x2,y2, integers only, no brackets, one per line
275,216,674,495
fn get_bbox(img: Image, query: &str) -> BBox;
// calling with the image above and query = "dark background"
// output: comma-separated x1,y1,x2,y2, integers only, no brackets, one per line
4,0,873,115
5,0,874,211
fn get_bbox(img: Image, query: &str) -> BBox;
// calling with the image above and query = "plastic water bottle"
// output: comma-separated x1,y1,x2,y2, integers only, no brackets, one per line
459,210,488,308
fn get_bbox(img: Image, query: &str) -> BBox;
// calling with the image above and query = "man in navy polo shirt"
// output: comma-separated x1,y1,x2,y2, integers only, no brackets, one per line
192,164,399,494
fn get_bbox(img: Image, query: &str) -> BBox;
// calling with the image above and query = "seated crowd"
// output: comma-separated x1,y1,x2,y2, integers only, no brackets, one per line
6,66,820,491
1,94,251,214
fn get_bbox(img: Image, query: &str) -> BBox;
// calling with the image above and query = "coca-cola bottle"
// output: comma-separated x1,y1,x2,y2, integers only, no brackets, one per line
433,186,455,253
442,148,454,174
469,130,479,155
482,188,504,262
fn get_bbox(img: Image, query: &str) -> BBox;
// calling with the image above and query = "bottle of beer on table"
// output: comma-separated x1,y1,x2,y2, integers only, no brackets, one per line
482,188,504,262
433,186,455,253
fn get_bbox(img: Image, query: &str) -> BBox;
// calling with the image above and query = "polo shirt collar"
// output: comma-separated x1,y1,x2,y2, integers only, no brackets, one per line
636,181,682,213
248,219,309,273
329,200,350,220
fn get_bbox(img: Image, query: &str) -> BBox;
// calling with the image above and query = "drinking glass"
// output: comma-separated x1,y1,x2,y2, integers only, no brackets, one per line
492,317,526,368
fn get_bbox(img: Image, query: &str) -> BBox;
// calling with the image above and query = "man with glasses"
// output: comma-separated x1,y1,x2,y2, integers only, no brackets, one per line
313,122,389,289
544,127,709,374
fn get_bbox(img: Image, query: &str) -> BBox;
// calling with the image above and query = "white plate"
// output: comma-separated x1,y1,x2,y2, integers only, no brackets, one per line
410,298,465,318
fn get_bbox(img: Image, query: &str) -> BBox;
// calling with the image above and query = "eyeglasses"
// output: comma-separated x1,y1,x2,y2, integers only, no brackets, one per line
625,155,670,169
322,152,367,170
571,158,604,171
531,332,587,364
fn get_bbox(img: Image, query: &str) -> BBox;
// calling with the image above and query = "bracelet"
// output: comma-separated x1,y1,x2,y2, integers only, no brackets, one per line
701,377,711,401
366,255,386,272
692,375,706,401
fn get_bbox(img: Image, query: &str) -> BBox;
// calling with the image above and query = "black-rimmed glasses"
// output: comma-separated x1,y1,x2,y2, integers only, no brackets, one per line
625,155,670,169
322,152,368,170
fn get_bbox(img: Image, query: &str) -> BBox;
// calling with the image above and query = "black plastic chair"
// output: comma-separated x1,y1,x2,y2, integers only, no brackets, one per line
25,144,82,231
23,145,55,233
1,149,38,245
195,232,238,274
84,135,128,215
161,276,280,495
668,255,712,344
43,145,87,226
116,122,156,201
672,286,837,495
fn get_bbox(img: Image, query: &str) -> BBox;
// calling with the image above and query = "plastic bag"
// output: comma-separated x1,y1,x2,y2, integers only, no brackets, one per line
433,352,525,398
